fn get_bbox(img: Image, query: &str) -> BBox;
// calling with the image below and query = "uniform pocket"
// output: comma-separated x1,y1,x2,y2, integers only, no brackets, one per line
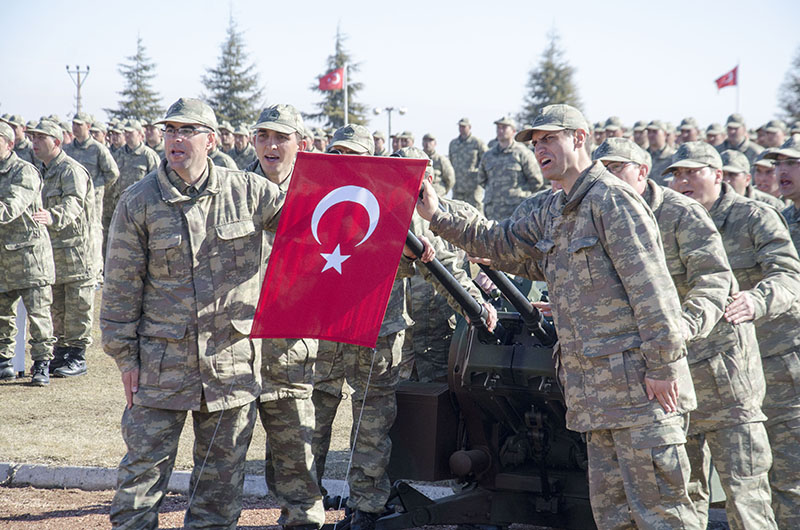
216,219,256,270
287,338,318,385
147,234,181,278
568,236,600,286
586,348,648,409
137,319,188,390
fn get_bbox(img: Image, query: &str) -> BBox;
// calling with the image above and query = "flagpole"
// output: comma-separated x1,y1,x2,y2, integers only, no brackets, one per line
736,61,740,114
343,62,349,126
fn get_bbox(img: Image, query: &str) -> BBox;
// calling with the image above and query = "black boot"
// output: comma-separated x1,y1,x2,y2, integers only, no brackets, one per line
0,358,15,381
30,360,50,386
48,346,70,374
351,510,380,530
53,347,87,378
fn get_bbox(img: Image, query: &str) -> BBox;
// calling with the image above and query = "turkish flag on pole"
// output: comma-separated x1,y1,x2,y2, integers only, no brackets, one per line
715,66,738,90
251,152,427,347
319,68,344,91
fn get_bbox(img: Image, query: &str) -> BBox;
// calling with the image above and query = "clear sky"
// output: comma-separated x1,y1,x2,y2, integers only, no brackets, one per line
4,0,799,144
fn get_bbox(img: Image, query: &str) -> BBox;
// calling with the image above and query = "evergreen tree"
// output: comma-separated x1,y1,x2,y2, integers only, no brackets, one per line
517,30,582,127
202,16,263,126
304,27,368,128
106,36,162,123
778,45,800,123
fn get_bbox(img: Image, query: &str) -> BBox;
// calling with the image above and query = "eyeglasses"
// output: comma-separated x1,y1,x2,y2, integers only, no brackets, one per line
605,161,637,173
163,125,211,138
775,159,800,168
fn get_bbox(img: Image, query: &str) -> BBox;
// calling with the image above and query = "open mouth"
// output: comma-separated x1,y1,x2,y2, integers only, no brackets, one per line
263,154,280,162
539,157,552,168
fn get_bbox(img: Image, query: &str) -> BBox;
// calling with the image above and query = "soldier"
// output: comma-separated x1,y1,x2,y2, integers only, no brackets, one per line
59,122,73,146
29,120,95,378
390,132,401,154
632,120,649,150
449,117,487,210
2,115,35,164
372,130,389,156
0,122,56,386
108,121,125,157
102,98,284,529
592,121,606,146
603,116,624,138
421,133,455,197
90,120,107,146
647,120,676,185
143,120,165,160
478,116,543,220
752,152,782,199
312,129,327,153
759,119,788,148
245,104,325,530
397,131,414,148
596,138,776,529
207,133,238,169
229,125,258,168
672,140,800,530
705,123,726,147
218,121,235,154
678,117,700,144
417,105,701,530
719,149,786,209
718,113,764,164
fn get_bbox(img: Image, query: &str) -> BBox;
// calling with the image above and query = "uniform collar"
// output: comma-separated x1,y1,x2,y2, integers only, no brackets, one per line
560,161,605,215
157,157,219,203
709,182,737,229
0,151,17,173
41,150,67,174
642,178,664,212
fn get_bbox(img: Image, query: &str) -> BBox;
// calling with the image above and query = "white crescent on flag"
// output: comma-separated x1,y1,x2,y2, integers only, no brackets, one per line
329,72,341,84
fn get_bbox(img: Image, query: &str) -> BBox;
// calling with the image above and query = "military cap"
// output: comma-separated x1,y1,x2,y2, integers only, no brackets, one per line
762,119,787,133
72,111,93,125
422,133,435,141
59,121,71,133
397,130,415,140
218,120,234,133
328,124,375,155
458,117,471,126
252,104,304,135
762,135,800,160
720,149,750,174
604,116,624,132
5,114,25,128
592,137,650,167
706,122,724,135
0,114,8,122
314,127,327,140
302,124,315,140
90,121,107,134
679,117,699,131
391,146,434,177
155,97,218,131
632,120,648,132
108,119,123,133
515,104,589,142
123,119,144,133
663,141,723,175
646,120,666,132
494,116,517,129
28,119,65,140
665,122,677,135
752,150,776,168
791,122,800,135
234,124,250,136
726,113,746,128
593,121,605,132
0,122,14,143
25,120,37,130
372,130,386,140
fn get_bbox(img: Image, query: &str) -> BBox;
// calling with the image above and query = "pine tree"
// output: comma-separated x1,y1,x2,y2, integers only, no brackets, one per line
202,16,263,126
778,45,800,123
106,36,163,122
304,27,368,128
517,30,582,127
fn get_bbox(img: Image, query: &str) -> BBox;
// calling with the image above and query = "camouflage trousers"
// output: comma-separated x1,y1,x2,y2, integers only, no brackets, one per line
110,401,256,530
685,422,776,530
409,327,451,382
51,279,94,348
586,417,702,530
0,286,55,362
312,331,406,513
257,395,324,526
766,417,800,529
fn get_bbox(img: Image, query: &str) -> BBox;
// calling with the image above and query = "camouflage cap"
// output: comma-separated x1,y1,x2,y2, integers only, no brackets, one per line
720,149,750,174
592,137,650,167
155,97,218,130
218,120,234,133
632,120,648,132
391,146,434,177
752,150,776,168
665,122,677,135
25,120,37,129
59,121,71,133
0,122,14,143
663,141,723,175
593,121,605,132
494,116,517,129
726,113,745,128
0,114,8,122
422,133,435,141
108,119,123,133
646,120,666,132
397,130,415,140
314,127,327,140
5,114,25,128
28,119,65,140
234,124,250,136
302,124,315,140
791,122,800,135
72,111,93,125
372,130,386,140
706,122,724,135
90,121,107,133
762,119,787,133
123,119,144,133
762,135,800,160
458,117,471,126
328,124,375,155
515,104,589,142
604,116,624,131
252,104,304,135
679,117,699,131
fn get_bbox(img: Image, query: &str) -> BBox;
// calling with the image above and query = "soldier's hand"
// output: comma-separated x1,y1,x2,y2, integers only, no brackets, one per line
402,234,435,261
532,301,552,318
724,291,755,324
121,368,139,409
415,180,438,221
645,377,679,413
467,255,493,266
32,208,52,226
473,271,497,294
482,302,498,332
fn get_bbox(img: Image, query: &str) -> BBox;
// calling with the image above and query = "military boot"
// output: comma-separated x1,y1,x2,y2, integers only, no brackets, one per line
0,358,16,381
30,360,50,386
351,510,380,530
48,346,70,374
52,347,87,378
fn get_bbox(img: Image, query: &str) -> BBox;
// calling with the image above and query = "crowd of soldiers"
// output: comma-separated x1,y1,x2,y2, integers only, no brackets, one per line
1,99,799,530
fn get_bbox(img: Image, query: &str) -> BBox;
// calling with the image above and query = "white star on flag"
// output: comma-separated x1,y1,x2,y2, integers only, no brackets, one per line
320,244,351,274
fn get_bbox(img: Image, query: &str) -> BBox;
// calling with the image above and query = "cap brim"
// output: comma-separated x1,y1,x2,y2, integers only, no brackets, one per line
27,127,60,138
596,155,634,163
721,164,747,173
328,140,369,154
763,147,800,159
727,121,744,128
662,160,708,176
154,116,215,129
252,122,297,135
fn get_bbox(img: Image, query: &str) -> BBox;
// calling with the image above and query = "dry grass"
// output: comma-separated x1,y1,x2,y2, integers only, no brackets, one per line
0,291,354,479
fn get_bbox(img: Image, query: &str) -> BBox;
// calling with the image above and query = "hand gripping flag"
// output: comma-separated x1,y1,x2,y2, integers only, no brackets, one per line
251,152,427,347
715,66,738,90
319,68,344,91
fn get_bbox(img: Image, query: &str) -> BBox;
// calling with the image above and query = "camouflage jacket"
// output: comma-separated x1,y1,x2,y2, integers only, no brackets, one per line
101,158,284,411
430,161,696,432
428,150,455,197
718,137,764,165
478,141,543,220
147,139,165,160
710,182,800,424
783,203,800,250
40,150,95,284
648,145,676,186
229,143,257,170
643,179,765,431
208,147,238,170
743,184,786,210
113,142,161,196
64,136,119,188
0,152,54,292
449,134,487,203
14,137,36,165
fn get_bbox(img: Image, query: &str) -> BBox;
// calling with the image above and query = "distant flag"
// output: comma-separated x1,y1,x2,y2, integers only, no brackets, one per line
319,68,344,91
715,66,738,91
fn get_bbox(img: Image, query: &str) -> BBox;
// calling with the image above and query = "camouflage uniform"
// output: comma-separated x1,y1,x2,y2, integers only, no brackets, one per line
449,131,487,209
717,137,764,165
427,150,455,197
647,144,676,186
230,143,257,170
430,161,701,530
709,183,800,529
14,136,36,165
478,141,543,220
208,146,238,170
785,204,800,250
0,151,55,364
743,184,786,209
103,149,286,528
147,139,165,160
641,180,774,530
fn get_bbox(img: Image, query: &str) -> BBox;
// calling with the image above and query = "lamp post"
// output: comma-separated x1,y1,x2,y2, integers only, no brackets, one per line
372,106,406,143
66,65,90,114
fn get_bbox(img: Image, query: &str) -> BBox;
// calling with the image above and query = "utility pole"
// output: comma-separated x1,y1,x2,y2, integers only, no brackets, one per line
66,65,90,113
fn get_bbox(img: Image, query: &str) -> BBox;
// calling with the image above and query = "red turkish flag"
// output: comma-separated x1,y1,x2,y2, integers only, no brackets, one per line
715,66,738,90
319,68,344,91
251,152,427,347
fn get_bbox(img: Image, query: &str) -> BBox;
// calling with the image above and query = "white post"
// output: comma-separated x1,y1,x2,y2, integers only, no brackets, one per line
736,61,740,114
13,300,27,375
343,62,349,126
